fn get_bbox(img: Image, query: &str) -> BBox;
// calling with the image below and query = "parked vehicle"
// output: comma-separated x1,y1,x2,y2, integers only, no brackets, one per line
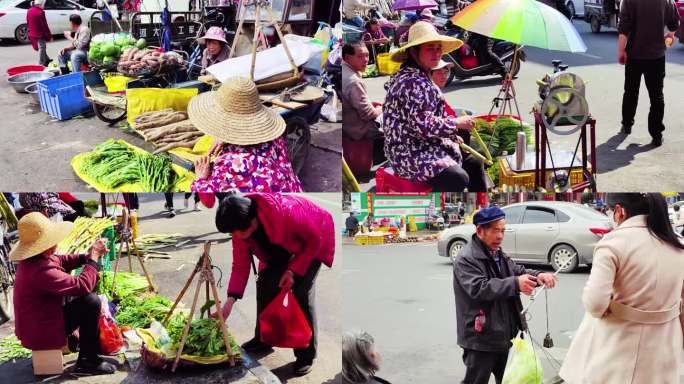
437,201,613,272
566,0,585,18
441,23,526,86
0,0,97,44
584,0,619,33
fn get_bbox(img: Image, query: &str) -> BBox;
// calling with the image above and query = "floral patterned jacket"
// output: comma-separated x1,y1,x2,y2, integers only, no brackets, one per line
383,66,462,182
190,137,303,193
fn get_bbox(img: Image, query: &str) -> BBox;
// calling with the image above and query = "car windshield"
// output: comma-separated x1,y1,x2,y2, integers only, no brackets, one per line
0,0,18,8
568,204,608,221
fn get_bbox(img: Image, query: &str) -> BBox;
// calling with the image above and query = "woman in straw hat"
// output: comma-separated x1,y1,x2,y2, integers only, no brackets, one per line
198,26,231,75
383,21,487,192
11,212,115,375
188,76,303,193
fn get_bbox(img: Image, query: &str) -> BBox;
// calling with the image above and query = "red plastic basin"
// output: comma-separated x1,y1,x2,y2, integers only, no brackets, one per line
6,65,45,77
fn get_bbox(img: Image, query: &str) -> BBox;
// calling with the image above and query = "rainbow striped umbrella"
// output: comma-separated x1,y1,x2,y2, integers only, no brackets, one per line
451,0,587,53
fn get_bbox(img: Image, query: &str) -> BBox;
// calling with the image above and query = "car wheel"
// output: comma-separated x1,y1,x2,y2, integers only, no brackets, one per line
549,244,579,273
15,24,29,44
590,16,601,33
449,239,467,263
566,1,576,19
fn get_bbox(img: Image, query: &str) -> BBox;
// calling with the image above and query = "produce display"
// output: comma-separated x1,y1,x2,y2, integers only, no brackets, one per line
0,336,31,364
115,295,173,329
134,110,203,154
0,193,17,231
97,271,152,300
118,48,184,77
135,233,184,251
166,313,240,357
473,117,533,158
88,33,144,66
56,217,115,255
79,139,178,192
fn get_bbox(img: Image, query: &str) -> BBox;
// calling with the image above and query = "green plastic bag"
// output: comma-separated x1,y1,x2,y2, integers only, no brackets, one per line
502,336,543,384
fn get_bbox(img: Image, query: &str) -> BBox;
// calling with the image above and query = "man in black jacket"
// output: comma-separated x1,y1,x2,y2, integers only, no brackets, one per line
453,207,557,384
618,0,680,146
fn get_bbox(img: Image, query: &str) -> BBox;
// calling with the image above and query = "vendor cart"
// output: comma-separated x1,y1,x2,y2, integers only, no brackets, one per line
584,0,620,33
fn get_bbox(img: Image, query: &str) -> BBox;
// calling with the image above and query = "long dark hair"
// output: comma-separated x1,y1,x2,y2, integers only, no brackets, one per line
607,193,684,250
215,194,256,233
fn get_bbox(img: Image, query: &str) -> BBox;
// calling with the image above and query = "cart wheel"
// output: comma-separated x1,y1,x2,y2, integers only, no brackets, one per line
590,16,601,33
93,103,127,125
285,116,311,176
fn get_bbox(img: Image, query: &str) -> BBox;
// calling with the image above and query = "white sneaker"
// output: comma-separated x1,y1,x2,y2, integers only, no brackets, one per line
193,201,200,211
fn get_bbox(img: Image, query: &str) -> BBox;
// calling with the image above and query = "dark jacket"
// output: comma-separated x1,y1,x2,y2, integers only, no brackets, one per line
619,0,680,60
453,234,540,352
14,252,99,350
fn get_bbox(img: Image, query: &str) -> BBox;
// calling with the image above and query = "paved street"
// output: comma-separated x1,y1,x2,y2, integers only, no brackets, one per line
362,20,684,191
0,37,341,192
0,192,342,383
343,241,684,383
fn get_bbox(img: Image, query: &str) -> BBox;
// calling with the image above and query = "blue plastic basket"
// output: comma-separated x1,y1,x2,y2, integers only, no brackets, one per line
37,72,91,120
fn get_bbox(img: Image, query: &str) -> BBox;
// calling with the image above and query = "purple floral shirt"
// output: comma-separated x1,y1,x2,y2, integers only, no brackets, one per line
190,137,303,193
383,66,462,182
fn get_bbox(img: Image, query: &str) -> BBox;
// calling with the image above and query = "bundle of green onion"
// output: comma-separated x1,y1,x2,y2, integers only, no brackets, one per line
96,271,151,300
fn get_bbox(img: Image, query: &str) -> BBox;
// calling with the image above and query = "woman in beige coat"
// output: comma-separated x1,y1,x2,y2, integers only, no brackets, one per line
560,193,684,384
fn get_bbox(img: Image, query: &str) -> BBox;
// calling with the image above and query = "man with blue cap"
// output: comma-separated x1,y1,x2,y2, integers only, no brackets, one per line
452,206,557,384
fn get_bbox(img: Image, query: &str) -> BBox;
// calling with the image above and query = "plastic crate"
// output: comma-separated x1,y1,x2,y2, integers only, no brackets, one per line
37,72,91,120
499,158,587,191
355,235,369,245
377,53,401,75
367,235,385,245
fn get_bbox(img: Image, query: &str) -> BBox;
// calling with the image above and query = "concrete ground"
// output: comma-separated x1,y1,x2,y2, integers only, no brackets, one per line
343,241,684,383
0,192,342,383
360,20,684,192
0,37,341,192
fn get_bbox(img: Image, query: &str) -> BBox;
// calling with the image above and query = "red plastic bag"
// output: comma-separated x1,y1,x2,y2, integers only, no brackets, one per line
99,315,124,355
259,289,312,348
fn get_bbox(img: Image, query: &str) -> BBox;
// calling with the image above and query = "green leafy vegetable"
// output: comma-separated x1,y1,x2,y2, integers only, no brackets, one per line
96,271,151,300
0,336,31,364
166,313,240,357
115,295,172,328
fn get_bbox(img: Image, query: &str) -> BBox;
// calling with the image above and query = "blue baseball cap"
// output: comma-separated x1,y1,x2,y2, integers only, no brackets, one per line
473,206,506,226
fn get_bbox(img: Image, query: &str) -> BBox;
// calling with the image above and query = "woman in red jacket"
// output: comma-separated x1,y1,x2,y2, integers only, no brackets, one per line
26,0,52,66
11,212,115,375
213,193,335,377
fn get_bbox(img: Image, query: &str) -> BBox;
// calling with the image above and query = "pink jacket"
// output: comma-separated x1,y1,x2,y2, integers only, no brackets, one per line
227,193,335,298
13,252,98,350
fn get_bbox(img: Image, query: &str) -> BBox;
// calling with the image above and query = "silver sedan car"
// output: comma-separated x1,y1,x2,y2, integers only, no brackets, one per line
437,201,613,272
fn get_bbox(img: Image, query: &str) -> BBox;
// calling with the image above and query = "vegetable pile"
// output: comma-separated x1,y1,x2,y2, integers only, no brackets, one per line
134,110,203,154
79,139,178,192
56,217,114,255
97,271,152,300
118,48,184,77
472,117,533,158
135,233,184,251
88,33,145,66
0,193,17,231
166,313,240,357
0,336,31,364
115,295,173,329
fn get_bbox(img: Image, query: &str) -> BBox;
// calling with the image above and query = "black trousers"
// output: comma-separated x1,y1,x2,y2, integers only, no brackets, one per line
164,193,174,209
123,193,139,211
621,56,666,139
255,259,321,362
461,348,510,384
427,155,487,192
184,193,200,203
63,293,101,360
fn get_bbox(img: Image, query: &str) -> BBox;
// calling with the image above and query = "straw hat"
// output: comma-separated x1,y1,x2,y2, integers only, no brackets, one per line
188,76,286,146
9,212,73,262
390,21,463,62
